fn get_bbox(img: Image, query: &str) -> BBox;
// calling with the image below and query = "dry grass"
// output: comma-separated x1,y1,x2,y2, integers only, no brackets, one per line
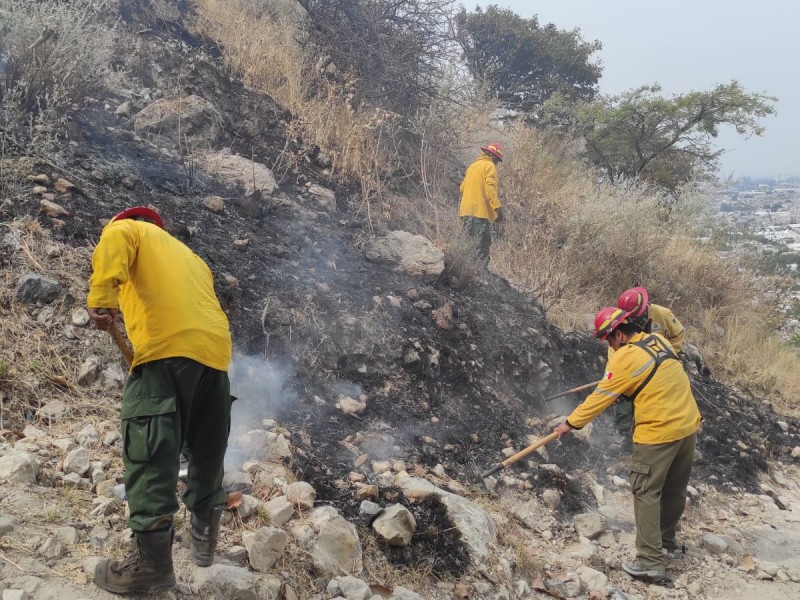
484,126,800,405
194,0,399,206
0,216,124,430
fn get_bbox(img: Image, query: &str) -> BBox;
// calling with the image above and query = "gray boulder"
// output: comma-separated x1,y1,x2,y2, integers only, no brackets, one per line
16,273,61,304
135,95,222,147
0,452,39,484
365,231,444,277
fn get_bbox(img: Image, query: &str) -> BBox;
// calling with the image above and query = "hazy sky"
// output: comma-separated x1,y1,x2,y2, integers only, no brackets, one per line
472,1,798,178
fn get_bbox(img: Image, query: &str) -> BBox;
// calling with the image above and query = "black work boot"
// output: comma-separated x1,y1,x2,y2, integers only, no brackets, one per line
94,527,175,594
190,505,224,566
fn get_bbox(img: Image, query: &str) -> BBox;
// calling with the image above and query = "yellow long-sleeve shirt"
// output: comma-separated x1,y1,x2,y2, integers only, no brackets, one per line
571,333,700,444
88,219,232,371
647,303,685,353
459,154,501,222
608,303,686,359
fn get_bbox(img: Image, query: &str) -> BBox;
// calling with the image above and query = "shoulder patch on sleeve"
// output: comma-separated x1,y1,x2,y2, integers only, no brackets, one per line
604,371,613,381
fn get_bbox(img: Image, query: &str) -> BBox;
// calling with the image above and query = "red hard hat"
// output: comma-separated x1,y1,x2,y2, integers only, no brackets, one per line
111,206,164,229
617,287,649,318
481,142,503,161
594,306,633,340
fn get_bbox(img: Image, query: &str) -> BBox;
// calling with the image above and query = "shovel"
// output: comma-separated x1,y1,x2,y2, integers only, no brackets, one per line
480,431,560,478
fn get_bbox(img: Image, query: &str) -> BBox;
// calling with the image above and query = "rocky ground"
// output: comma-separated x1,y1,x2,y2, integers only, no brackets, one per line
1,2,800,599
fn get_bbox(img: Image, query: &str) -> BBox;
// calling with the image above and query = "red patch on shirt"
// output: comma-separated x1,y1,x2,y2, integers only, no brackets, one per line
604,371,613,380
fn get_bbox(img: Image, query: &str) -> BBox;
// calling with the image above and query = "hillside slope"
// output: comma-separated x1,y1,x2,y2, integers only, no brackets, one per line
1,2,800,599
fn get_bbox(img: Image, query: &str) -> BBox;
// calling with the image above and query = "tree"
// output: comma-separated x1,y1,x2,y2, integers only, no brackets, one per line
297,0,457,117
455,5,602,113
544,82,777,192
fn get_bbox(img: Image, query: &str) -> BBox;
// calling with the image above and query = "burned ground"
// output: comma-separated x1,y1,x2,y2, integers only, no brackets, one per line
2,1,800,582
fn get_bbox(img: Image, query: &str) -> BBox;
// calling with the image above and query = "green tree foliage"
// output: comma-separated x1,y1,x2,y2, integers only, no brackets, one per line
455,5,602,112
544,82,777,191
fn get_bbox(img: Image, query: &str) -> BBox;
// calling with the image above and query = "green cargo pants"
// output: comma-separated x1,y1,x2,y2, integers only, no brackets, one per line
461,216,492,267
614,399,634,437
121,357,232,532
629,432,697,568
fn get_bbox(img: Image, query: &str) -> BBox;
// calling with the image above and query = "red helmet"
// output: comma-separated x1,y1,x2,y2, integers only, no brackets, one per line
617,287,649,318
111,206,164,229
593,306,633,340
481,142,504,161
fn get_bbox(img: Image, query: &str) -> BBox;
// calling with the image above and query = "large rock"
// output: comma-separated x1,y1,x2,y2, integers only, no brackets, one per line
394,473,496,560
286,481,316,509
16,273,61,304
187,563,259,600
372,504,416,546
310,508,363,576
573,512,606,540
701,533,730,555
438,492,497,561
63,447,91,476
575,565,610,594
264,495,293,526
199,150,277,197
326,575,371,600
365,231,445,277
241,526,286,572
0,452,39,484
135,95,222,147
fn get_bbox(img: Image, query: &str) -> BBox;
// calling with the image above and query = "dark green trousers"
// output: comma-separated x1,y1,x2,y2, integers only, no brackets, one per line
461,216,492,266
121,357,232,531
614,400,634,436
629,433,696,568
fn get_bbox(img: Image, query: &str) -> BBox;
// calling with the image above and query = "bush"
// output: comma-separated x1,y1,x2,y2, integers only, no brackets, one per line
0,0,116,143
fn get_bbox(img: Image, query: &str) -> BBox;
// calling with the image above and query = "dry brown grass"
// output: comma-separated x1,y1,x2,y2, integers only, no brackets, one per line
486,126,800,406
194,0,399,206
0,216,124,430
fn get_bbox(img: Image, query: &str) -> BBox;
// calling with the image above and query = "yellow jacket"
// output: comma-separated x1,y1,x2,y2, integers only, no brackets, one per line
570,333,700,444
647,303,685,353
459,155,501,222
88,219,232,371
607,302,686,359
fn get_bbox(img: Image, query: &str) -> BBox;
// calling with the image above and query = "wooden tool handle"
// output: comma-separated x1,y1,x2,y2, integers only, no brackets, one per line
500,431,560,469
109,324,134,367
544,380,601,402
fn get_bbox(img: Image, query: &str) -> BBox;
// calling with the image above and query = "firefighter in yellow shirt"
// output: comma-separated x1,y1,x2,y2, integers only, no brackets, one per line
88,207,232,594
555,307,701,583
459,142,503,266
611,287,686,442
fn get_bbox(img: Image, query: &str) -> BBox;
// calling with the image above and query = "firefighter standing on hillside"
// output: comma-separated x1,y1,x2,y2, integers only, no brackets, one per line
554,307,701,583
459,142,503,266
87,206,233,594
610,287,686,444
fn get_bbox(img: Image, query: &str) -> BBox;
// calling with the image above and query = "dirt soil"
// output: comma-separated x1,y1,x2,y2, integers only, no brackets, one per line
1,2,800,598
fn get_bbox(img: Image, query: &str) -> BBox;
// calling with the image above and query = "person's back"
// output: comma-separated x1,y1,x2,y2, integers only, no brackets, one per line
459,154,500,222
610,333,699,443
646,303,685,353
89,209,233,594
88,218,231,370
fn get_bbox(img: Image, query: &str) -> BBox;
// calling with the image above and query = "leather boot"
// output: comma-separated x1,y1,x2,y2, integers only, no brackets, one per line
94,527,175,594
190,505,224,566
